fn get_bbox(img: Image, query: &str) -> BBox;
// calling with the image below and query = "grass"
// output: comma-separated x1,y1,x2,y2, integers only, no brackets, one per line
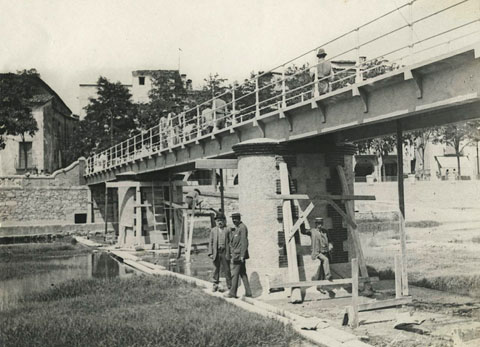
0,241,90,281
412,275,480,298
0,276,304,347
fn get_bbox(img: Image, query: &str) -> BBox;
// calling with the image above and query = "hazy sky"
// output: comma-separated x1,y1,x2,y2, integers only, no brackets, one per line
0,0,468,114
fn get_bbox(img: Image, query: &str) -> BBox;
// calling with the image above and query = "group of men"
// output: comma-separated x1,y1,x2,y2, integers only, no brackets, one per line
208,212,252,298
207,212,334,297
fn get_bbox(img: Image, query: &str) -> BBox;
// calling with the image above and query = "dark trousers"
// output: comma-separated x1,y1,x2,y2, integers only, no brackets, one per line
229,260,252,297
212,248,232,288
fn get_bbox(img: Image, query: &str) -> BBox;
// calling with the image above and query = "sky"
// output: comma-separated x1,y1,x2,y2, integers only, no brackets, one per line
0,0,472,114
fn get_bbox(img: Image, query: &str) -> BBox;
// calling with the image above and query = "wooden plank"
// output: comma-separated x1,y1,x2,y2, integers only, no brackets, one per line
395,254,402,299
398,211,409,296
185,198,197,263
288,202,314,241
337,166,368,278
195,159,238,169
107,181,186,188
279,161,302,303
351,258,359,329
357,297,412,312
273,276,379,288
267,193,376,201
135,186,142,244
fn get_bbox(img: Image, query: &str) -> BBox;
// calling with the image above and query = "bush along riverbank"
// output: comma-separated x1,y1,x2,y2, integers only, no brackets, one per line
0,276,305,347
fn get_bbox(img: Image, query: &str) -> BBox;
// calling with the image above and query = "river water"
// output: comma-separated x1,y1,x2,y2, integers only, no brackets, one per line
0,252,136,311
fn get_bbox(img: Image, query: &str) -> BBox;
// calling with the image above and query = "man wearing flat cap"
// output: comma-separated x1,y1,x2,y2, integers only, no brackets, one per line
311,48,334,95
305,217,333,282
208,214,232,292
225,213,252,298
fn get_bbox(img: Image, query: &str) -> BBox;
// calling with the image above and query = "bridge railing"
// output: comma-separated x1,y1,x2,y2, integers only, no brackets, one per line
85,0,480,175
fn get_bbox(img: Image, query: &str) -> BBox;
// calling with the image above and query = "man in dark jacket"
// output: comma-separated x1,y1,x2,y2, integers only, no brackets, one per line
310,217,333,281
225,213,252,298
208,214,232,292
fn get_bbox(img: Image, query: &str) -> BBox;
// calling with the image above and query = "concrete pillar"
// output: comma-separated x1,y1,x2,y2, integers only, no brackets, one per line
233,139,289,294
233,139,358,294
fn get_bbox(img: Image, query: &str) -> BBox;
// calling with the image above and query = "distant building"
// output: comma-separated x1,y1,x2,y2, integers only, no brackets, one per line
0,74,77,176
78,70,194,119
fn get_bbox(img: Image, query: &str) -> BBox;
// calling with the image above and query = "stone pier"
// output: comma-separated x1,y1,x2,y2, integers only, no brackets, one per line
233,139,357,295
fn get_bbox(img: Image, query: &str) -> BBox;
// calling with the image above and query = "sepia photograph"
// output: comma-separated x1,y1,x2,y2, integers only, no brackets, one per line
1,0,480,346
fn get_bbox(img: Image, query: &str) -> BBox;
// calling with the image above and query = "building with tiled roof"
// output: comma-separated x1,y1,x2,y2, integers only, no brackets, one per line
0,73,77,176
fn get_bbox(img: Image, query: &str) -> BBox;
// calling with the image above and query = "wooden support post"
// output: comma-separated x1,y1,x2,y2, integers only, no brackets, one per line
395,254,402,299
396,120,405,218
135,185,142,244
398,211,409,296
185,198,197,263
336,166,368,278
351,258,359,328
219,169,225,215
104,184,108,235
279,161,302,303
212,169,217,193
168,177,174,242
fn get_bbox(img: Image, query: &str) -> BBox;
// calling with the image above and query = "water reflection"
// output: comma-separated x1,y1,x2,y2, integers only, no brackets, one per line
0,252,134,311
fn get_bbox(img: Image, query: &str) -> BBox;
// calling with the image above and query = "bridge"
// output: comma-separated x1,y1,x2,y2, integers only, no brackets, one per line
82,0,480,300
84,0,480,184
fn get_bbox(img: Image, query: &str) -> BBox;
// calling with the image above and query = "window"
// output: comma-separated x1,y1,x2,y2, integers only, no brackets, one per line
139,76,145,85
18,142,33,169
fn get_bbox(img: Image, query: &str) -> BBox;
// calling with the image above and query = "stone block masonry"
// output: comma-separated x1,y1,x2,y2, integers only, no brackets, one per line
0,158,99,235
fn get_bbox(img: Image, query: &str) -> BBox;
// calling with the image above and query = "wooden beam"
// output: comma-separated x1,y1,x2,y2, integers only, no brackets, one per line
107,181,186,188
288,202,314,241
195,159,238,169
267,193,376,201
273,276,379,288
398,211,409,296
336,166,369,278
355,297,412,312
351,258,359,328
279,161,302,303
395,254,402,299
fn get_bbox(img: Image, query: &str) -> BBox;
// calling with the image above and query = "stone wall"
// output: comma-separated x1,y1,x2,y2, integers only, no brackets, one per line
0,159,90,230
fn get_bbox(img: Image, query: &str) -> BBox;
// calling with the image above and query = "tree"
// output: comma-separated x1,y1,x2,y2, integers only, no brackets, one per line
136,71,188,130
0,69,39,169
432,122,479,179
82,76,136,153
356,135,397,181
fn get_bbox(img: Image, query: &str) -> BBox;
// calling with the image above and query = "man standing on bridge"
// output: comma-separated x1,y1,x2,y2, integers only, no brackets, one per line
311,48,334,95
208,214,232,292
225,213,252,298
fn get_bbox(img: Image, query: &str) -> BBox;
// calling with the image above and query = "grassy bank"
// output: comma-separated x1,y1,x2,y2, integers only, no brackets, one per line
0,241,90,281
0,276,304,347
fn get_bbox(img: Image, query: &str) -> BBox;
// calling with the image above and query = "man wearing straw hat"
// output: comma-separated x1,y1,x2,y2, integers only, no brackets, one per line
311,48,334,95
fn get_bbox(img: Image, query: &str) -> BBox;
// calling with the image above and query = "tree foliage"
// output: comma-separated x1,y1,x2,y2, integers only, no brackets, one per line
0,69,39,151
68,77,136,159
433,121,480,177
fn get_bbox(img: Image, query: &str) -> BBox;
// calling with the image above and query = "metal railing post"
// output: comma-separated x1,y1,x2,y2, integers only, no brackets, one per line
196,106,201,137
313,65,319,98
355,28,362,83
212,96,218,131
255,75,260,118
409,1,414,64
232,86,237,124
282,65,287,108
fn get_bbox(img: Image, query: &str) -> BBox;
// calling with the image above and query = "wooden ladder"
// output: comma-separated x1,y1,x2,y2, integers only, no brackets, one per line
150,184,169,245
